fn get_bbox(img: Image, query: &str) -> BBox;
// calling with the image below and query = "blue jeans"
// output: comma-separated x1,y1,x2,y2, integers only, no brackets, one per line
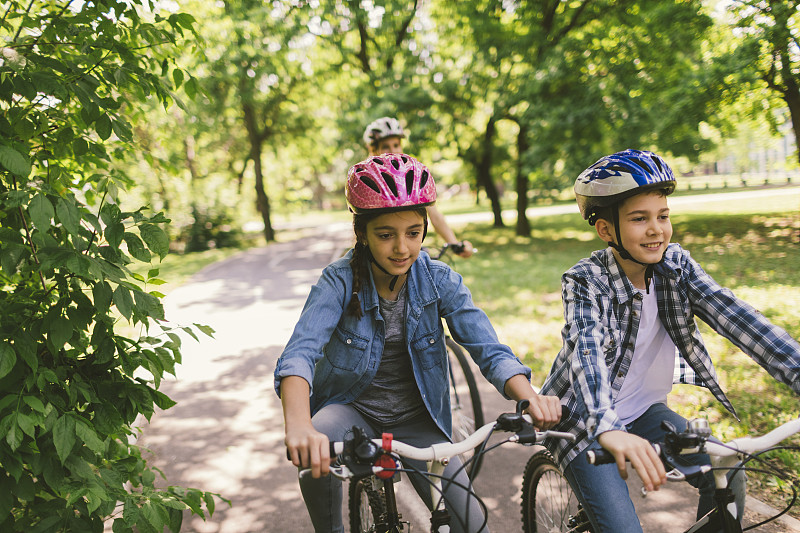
299,403,487,533
563,403,746,533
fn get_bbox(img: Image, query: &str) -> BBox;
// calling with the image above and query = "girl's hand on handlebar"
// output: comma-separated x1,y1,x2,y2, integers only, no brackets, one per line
285,424,331,478
524,393,563,430
597,430,666,492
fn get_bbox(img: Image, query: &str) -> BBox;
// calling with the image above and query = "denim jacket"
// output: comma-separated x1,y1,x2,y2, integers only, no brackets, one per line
541,244,800,470
274,249,531,438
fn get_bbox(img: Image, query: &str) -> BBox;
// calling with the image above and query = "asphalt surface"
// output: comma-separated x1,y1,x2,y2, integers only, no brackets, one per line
135,189,800,532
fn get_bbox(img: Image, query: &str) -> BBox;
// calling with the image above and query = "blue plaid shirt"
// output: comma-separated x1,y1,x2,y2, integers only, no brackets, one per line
541,243,800,470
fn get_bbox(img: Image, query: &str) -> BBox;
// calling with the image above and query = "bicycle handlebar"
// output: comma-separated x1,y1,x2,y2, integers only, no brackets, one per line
297,401,573,479
586,416,800,482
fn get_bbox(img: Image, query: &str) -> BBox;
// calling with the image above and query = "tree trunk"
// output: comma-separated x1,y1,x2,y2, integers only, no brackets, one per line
477,115,504,227
243,103,275,242
784,83,800,168
515,124,531,237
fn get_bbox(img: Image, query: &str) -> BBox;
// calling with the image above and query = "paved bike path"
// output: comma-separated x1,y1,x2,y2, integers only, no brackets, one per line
135,190,800,532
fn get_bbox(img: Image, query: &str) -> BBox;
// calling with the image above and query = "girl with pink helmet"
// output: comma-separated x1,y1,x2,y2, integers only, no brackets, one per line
275,153,562,532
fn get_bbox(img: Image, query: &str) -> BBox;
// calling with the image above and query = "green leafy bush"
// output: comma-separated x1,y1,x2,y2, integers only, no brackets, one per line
0,1,223,531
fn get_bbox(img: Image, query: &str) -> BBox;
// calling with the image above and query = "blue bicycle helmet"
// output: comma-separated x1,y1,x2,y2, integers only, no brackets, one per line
575,149,676,225
574,149,677,291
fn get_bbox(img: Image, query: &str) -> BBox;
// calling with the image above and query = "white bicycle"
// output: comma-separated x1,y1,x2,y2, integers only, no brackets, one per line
521,415,800,533
301,400,574,533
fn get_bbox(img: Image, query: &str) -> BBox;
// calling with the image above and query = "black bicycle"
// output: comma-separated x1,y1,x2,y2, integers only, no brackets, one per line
520,416,800,533
424,242,485,480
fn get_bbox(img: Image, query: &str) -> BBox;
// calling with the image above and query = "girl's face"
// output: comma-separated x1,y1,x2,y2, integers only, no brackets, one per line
373,136,403,155
363,210,425,280
609,190,673,264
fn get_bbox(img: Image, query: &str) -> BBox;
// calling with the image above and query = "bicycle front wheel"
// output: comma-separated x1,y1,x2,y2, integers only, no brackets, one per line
521,450,592,533
349,477,386,533
446,337,485,479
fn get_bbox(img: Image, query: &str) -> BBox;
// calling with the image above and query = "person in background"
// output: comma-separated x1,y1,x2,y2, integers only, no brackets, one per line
363,116,475,258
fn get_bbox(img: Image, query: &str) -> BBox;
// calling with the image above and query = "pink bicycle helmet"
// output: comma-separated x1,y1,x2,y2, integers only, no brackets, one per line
346,153,436,213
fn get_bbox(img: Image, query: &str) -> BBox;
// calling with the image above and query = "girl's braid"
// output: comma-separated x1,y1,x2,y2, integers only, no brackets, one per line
346,216,370,319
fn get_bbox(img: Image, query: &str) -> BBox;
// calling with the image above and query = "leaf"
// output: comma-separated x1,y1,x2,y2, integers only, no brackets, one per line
5,417,21,450
53,415,76,464
76,420,105,453
113,285,133,320
29,193,54,231
0,145,31,177
16,413,35,437
203,492,216,516
22,396,45,413
193,323,215,338
92,281,113,314
123,232,151,262
105,221,125,249
139,224,169,259
172,68,184,89
14,332,37,372
95,113,112,140
56,197,81,236
48,317,73,349
0,342,16,379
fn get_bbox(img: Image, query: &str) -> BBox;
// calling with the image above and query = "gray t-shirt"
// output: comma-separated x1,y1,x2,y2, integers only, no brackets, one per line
352,284,427,425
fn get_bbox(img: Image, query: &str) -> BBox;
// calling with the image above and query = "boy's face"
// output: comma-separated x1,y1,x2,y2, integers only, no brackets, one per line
600,190,672,264
371,136,403,155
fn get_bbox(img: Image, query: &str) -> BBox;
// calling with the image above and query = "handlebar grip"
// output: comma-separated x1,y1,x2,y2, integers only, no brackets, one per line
587,443,662,466
586,448,615,465
448,242,465,254
285,442,340,462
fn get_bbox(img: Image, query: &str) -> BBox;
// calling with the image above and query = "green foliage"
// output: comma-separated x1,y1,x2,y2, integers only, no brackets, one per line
181,206,242,253
0,1,224,531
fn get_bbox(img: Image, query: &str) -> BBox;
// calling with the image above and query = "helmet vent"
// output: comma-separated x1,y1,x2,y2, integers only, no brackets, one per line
381,172,399,197
372,157,384,165
401,155,409,164
629,157,650,173
359,175,382,194
419,170,429,190
390,159,401,170
405,170,415,194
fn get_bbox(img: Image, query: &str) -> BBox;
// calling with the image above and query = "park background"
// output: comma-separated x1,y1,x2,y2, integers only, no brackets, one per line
1,1,799,531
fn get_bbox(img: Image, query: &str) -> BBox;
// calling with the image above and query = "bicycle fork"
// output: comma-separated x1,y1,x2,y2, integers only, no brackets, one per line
428,460,452,533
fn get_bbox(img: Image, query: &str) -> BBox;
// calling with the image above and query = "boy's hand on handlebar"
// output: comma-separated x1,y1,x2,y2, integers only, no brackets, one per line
597,430,666,492
285,424,331,478
524,394,563,430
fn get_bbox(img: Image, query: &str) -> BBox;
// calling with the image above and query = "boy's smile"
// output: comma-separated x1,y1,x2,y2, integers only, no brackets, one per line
597,190,672,287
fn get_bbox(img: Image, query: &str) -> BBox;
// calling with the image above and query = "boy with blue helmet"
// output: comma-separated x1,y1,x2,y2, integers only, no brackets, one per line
540,149,800,532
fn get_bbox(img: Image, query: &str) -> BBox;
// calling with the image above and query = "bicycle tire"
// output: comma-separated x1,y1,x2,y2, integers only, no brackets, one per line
446,337,485,479
521,450,592,533
349,477,386,533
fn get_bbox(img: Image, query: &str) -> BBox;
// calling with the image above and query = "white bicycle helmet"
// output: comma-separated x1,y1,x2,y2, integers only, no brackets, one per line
363,117,406,147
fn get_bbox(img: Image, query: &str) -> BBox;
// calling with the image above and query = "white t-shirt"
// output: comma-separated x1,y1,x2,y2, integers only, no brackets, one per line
614,280,677,425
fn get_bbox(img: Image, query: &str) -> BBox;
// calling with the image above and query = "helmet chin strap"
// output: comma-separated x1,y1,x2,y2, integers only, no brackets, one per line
365,247,405,292
609,207,658,294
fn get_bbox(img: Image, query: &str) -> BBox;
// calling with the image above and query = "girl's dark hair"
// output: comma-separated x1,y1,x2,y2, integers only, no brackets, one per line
346,207,428,319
